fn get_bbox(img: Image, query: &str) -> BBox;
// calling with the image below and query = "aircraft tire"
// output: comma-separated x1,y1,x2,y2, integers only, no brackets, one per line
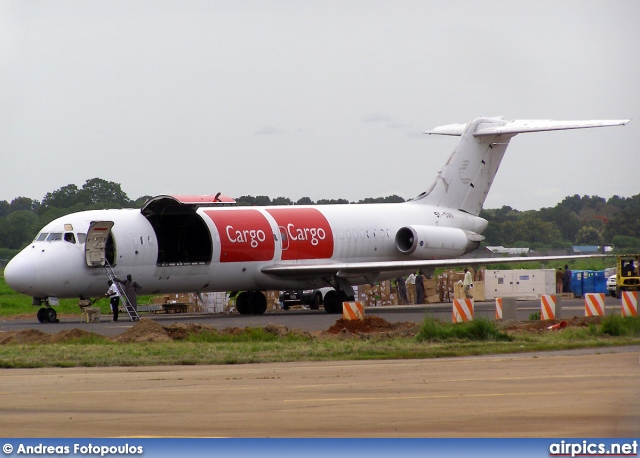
46,308,57,323
323,290,341,314
236,292,250,315
37,307,48,323
249,291,267,315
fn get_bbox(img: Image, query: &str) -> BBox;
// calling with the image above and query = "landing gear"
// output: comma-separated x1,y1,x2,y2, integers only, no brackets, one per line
36,305,58,323
323,290,353,314
235,291,267,315
37,307,48,323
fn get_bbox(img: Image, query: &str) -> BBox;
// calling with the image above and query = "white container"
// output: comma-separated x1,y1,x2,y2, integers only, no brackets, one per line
484,269,556,300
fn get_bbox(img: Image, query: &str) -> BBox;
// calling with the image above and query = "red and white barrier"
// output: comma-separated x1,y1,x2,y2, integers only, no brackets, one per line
452,298,474,323
540,295,558,320
495,298,503,320
621,291,638,317
584,293,605,317
342,301,365,321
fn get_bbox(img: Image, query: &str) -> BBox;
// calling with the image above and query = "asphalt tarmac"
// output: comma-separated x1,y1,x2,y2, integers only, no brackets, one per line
0,347,638,437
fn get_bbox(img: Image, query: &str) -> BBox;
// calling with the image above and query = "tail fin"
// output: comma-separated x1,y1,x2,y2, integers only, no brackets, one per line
414,117,629,216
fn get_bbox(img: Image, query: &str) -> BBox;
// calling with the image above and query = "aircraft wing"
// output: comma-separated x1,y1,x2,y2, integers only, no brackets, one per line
261,254,608,280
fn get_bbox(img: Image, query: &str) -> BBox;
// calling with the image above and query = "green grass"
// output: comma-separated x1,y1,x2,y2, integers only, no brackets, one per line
416,317,512,342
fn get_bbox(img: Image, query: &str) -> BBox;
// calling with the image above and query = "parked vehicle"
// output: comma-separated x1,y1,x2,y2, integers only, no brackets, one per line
278,287,334,310
607,275,617,297
614,254,640,297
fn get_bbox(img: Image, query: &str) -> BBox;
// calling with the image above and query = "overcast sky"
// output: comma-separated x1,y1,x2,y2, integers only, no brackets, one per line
1,0,638,211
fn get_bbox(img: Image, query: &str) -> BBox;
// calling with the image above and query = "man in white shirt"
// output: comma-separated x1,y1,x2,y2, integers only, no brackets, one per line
406,272,416,305
463,268,473,299
105,280,120,322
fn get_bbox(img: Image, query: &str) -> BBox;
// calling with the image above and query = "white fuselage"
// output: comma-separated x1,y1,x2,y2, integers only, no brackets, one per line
4,201,486,299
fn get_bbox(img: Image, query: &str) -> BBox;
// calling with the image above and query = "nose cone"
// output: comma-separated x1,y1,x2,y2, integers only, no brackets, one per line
4,254,36,294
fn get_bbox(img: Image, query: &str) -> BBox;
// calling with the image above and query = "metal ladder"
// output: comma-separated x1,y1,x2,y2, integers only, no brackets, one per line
104,260,140,322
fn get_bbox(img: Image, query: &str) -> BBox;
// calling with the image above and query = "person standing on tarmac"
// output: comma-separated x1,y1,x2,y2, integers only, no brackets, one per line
105,280,120,321
406,272,416,305
415,271,425,305
395,276,408,305
463,268,473,299
556,268,564,294
115,274,142,313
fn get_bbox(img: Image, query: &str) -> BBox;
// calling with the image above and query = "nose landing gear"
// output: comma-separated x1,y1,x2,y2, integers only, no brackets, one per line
36,299,58,323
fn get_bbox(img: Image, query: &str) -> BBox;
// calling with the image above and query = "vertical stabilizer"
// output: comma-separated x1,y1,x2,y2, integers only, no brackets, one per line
415,117,629,216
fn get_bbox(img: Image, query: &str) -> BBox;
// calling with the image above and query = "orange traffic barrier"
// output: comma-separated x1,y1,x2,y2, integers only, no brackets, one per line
452,298,474,323
584,293,605,317
547,320,568,331
495,298,503,320
621,291,638,317
540,295,558,320
342,301,365,321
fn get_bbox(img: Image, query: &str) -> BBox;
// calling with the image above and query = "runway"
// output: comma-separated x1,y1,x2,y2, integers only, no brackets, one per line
0,347,638,437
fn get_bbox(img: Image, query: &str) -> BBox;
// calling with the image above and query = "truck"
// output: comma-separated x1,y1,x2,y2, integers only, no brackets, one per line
278,287,334,310
613,254,640,298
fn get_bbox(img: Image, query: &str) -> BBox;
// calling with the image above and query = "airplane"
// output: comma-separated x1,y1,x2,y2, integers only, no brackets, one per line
4,116,630,322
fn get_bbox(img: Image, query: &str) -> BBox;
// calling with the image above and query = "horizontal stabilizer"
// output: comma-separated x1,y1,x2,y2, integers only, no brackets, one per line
426,119,630,137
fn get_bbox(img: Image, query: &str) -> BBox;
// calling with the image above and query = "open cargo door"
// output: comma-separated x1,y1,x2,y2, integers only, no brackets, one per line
85,221,115,267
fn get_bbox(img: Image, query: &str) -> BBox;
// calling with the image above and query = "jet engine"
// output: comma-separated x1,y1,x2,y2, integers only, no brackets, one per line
395,225,483,258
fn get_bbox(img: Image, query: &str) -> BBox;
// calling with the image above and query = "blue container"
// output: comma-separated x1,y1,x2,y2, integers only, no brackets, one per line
571,270,597,297
593,270,608,294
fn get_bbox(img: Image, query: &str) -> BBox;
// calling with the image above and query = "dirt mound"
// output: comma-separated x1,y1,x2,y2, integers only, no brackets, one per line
113,319,172,343
0,329,51,345
499,316,604,333
326,316,418,336
164,323,218,340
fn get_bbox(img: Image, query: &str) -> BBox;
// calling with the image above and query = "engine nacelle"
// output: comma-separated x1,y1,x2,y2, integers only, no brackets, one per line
395,225,483,258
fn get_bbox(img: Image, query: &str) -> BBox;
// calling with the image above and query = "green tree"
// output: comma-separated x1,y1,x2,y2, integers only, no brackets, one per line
575,226,603,246
0,210,40,249
41,184,81,209
78,178,131,207
296,197,314,205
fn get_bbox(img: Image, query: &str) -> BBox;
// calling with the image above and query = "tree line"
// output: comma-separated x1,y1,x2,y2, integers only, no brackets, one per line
1,178,639,262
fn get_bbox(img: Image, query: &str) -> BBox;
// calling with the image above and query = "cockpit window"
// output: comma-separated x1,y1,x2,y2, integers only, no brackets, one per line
64,233,76,244
36,233,48,242
78,233,87,244
46,233,63,242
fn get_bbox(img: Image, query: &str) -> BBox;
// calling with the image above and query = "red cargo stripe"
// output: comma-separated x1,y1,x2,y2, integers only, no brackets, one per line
266,208,334,260
204,209,275,263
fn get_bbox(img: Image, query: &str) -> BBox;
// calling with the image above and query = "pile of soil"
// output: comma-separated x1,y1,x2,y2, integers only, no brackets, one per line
498,315,604,333
113,319,172,343
0,328,102,344
325,316,419,337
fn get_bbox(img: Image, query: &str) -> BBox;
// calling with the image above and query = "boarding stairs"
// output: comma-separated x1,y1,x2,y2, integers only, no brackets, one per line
104,260,140,322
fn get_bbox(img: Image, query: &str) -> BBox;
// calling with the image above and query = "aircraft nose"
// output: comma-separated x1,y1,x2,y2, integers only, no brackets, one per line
4,255,36,294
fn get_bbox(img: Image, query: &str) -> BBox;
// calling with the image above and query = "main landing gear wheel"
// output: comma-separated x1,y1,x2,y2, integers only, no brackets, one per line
323,290,353,314
46,308,57,323
235,291,267,315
